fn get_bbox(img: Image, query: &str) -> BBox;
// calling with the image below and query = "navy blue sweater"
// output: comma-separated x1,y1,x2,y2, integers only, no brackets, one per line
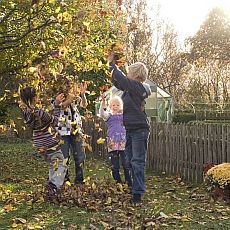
110,63,151,130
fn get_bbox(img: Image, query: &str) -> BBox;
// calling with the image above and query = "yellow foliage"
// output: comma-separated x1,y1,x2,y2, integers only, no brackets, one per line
207,163,230,187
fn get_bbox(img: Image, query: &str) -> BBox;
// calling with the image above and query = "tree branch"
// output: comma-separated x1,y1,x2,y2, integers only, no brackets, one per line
0,19,55,46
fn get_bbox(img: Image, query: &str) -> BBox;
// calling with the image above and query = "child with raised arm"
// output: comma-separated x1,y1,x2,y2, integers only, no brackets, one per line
19,87,67,201
108,55,151,204
99,93,132,186
55,80,87,184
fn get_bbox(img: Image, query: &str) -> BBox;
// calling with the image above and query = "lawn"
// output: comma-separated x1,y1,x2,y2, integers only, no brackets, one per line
0,140,229,229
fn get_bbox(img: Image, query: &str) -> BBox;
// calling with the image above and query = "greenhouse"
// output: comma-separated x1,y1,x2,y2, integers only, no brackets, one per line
95,79,174,122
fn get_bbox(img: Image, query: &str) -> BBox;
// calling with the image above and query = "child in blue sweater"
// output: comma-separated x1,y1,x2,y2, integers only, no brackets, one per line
108,56,151,204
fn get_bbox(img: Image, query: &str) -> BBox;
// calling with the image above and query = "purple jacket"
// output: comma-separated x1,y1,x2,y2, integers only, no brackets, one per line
99,104,126,152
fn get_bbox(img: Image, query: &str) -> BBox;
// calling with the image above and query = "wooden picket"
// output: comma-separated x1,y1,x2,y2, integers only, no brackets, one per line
82,118,230,183
146,122,230,183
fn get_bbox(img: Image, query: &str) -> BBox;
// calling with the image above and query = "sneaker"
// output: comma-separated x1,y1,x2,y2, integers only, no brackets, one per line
132,194,142,204
75,180,85,185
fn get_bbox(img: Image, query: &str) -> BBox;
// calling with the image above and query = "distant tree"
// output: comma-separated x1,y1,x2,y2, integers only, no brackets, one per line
189,7,230,62
185,7,230,105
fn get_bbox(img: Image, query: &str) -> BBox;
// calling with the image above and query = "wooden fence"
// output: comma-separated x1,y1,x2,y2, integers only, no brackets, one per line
147,122,230,183
83,117,230,183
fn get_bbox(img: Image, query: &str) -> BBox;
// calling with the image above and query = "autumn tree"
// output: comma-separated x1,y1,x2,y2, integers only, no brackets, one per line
0,0,126,115
0,0,128,130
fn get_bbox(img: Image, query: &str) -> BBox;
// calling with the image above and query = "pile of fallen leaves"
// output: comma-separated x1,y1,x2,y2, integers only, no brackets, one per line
44,178,132,211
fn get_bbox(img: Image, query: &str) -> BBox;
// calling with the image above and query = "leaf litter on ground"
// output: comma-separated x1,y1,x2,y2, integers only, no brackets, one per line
0,141,230,229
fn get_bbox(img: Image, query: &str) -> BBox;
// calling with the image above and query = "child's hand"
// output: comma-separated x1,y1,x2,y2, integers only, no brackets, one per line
55,93,65,105
80,82,87,95
107,52,115,63
100,92,105,101
69,84,78,96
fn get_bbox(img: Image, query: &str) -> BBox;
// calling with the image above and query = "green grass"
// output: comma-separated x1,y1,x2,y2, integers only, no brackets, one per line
0,140,230,229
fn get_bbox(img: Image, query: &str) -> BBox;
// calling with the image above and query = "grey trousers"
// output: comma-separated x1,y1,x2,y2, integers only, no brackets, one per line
45,149,68,189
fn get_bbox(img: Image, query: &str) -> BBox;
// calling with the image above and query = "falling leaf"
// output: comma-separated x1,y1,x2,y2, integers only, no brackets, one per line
48,127,52,134
59,140,64,145
12,93,19,97
97,138,105,144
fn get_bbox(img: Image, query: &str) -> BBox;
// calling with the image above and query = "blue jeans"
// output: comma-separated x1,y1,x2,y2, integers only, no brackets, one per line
125,128,149,195
60,134,85,183
110,150,132,186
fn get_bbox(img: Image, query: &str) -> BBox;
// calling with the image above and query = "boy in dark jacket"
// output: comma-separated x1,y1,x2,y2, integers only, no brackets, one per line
108,57,151,204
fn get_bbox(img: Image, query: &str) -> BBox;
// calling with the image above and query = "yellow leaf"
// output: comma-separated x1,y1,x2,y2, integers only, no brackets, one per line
91,182,96,190
55,7,61,13
38,147,46,153
48,127,52,134
53,159,59,171
107,197,112,204
11,223,18,228
59,117,66,122
28,67,37,73
83,21,90,27
117,183,123,192
65,181,71,186
59,140,64,145
83,176,90,182
89,91,96,96
12,93,19,97
71,121,77,125
72,129,78,135
97,138,105,144
98,61,102,67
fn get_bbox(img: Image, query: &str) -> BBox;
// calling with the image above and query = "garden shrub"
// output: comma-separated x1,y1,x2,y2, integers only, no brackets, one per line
172,110,196,123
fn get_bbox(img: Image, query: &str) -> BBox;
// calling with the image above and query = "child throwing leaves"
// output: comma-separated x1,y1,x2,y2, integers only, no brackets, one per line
19,87,67,201
99,93,132,186
55,80,88,184
108,54,151,204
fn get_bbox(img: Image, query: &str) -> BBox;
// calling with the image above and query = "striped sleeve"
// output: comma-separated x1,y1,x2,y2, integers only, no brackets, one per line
35,105,60,128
